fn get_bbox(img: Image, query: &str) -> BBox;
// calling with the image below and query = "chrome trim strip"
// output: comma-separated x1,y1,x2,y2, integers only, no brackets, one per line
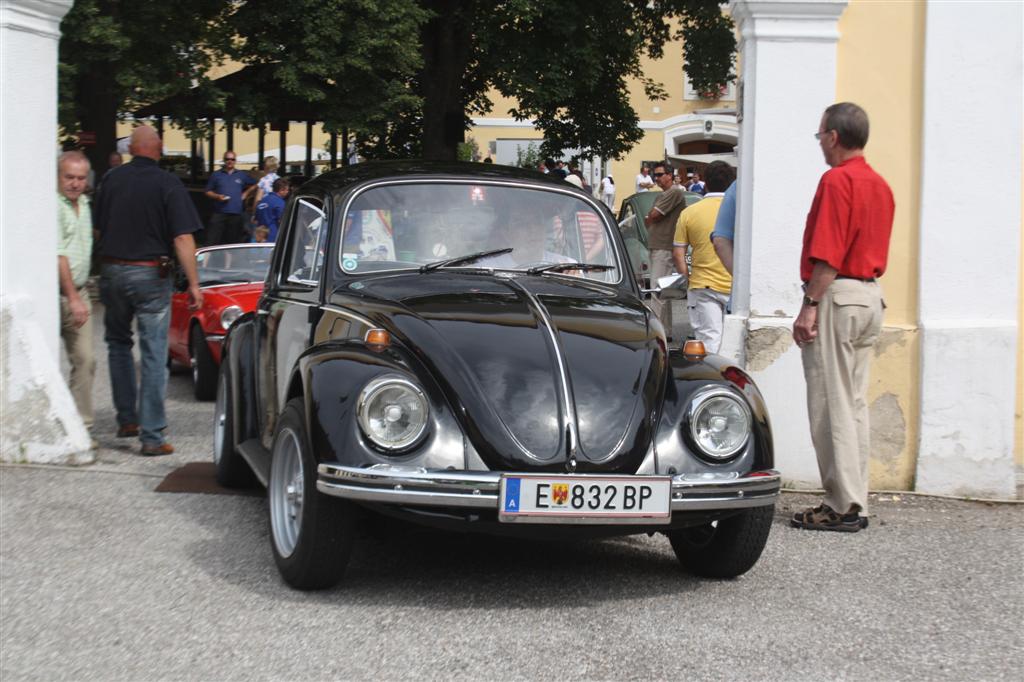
316,464,780,512
320,305,376,329
503,278,579,463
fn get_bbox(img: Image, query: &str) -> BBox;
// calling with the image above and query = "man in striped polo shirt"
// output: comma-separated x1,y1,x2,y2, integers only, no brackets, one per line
57,150,96,441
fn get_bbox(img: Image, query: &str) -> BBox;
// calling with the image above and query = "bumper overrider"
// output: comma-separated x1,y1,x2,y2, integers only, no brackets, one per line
316,464,780,513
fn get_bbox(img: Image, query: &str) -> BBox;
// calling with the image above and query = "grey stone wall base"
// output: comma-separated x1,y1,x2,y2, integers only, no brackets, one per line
0,294,94,465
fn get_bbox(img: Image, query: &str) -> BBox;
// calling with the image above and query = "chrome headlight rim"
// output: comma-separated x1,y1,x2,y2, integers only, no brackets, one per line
356,375,430,452
685,385,752,462
220,305,243,330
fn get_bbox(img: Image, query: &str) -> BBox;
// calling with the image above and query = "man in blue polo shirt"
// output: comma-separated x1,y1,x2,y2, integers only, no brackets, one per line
254,177,290,242
204,150,256,245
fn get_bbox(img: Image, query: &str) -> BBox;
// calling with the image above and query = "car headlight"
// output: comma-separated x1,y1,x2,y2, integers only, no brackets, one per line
687,387,751,461
220,305,243,330
357,376,429,451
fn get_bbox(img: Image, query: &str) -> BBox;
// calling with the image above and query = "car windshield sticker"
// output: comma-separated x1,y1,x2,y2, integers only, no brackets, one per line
504,477,521,512
342,253,359,270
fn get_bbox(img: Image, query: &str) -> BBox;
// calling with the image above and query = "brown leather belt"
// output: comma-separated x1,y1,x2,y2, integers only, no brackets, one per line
835,275,876,282
101,257,161,267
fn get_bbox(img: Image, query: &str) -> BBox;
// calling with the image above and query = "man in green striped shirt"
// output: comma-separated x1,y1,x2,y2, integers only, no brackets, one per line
58,151,96,437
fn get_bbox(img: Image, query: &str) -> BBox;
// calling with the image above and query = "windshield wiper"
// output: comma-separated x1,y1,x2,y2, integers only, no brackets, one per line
419,248,513,273
527,262,615,275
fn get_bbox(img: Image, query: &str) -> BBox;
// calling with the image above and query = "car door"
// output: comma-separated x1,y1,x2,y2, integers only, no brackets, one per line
254,194,330,447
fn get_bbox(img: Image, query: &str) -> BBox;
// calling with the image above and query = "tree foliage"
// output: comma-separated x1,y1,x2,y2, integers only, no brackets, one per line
58,0,228,173
58,0,736,169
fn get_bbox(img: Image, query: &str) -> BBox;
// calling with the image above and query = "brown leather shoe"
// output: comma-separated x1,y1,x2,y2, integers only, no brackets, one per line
117,423,140,438
140,442,174,457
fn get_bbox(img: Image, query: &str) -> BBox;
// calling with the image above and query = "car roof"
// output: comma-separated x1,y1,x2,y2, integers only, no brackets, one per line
297,160,572,195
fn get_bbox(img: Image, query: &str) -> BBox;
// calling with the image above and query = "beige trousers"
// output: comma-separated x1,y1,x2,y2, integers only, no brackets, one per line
648,248,674,336
60,289,96,428
800,279,883,515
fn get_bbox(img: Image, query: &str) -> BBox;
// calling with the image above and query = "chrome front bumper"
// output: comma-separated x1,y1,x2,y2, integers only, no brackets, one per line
317,464,780,512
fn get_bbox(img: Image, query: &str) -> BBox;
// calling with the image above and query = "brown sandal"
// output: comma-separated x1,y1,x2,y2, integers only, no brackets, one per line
791,504,865,532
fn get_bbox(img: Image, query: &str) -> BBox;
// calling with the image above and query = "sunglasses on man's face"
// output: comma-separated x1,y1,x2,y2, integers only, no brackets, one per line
224,157,236,162
653,171,667,178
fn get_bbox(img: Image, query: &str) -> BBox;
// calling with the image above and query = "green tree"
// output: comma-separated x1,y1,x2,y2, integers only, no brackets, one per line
58,0,228,176
400,0,735,160
225,0,734,161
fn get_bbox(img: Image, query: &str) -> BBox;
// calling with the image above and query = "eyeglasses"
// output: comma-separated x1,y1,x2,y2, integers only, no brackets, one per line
652,172,667,178
813,130,832,140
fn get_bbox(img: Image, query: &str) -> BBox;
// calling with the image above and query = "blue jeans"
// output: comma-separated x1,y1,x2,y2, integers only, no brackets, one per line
99,264,172,446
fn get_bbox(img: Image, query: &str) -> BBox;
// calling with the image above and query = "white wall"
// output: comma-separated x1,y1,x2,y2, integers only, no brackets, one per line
0,0,90,465
729,0,848,488
1,0,71,361
915,1,1022,498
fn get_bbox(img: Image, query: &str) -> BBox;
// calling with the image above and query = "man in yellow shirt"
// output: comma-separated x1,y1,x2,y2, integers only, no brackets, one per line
672,161,735,353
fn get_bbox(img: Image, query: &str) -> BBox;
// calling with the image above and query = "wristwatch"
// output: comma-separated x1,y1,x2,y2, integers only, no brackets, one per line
802,295,819,308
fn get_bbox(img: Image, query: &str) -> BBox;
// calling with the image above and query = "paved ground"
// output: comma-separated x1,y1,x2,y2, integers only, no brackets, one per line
2,302,1021,681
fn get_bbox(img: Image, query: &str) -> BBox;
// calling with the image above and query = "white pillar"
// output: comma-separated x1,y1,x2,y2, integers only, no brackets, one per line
726,0,847,488
914,1,1021,498
0,0,92,464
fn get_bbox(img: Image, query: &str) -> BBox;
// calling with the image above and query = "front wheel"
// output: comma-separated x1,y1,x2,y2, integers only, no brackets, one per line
191,325,218,401
268,397,357,590
213,360,254,488
667,505,774,579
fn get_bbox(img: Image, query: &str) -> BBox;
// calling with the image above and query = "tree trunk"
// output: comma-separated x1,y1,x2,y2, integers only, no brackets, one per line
419,0,474,160
75,68,119,180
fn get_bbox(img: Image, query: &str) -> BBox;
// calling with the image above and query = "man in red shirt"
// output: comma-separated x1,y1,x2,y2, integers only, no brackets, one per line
791,102,895,533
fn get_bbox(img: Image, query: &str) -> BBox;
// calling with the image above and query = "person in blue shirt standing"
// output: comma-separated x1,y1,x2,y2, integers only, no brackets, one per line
204,150,256,245
711,179,737,274
254,177,291,242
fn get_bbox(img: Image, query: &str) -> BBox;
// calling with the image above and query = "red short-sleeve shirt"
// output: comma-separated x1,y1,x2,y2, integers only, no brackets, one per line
800,156,895,282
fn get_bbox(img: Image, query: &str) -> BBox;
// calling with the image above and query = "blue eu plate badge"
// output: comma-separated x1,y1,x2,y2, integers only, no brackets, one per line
503,477,521,512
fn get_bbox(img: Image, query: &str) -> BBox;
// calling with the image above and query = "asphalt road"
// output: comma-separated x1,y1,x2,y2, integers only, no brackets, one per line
1,302,1021,681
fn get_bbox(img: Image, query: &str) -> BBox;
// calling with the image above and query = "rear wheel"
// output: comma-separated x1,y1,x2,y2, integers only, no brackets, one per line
191,324,218,400
213,360,254,487
268,397,356,590
667,505,774,578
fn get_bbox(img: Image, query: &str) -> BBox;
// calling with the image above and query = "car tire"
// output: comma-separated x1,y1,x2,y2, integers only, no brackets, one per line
268,397,357,590
190,324,218,401
667,505,774,579
213,360,254,488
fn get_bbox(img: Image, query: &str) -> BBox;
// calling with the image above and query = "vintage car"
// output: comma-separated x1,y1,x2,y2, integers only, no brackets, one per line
617,189,703,288
215,161,779,589
169,243,273,400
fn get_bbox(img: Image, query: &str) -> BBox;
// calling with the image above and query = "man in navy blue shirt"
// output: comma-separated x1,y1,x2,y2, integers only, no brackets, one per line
204,150,256,245
254,178,290,242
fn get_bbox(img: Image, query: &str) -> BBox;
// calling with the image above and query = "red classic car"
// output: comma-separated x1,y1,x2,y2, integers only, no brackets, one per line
169,244,274,399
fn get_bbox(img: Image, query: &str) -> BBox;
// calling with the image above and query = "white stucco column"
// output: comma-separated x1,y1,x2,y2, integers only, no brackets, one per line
0,0,92,464
914,1,1021,498
726,0,847,488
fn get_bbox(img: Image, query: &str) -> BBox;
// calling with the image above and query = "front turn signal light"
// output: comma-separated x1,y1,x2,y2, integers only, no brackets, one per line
365,329,391,350
682,339,706,360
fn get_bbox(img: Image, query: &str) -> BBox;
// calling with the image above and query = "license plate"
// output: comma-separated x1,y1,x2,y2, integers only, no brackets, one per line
498,474,672,524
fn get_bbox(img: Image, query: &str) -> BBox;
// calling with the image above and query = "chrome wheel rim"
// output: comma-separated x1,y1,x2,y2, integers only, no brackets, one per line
191,344,199,386
213,378,226,464
270,427,304,558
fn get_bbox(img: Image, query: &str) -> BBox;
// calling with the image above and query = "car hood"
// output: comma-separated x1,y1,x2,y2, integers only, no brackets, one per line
201,282,264,311
340,271,666,472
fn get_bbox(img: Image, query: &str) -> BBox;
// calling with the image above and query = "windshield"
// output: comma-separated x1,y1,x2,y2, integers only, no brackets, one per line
338,182,619,281
196,245,274,286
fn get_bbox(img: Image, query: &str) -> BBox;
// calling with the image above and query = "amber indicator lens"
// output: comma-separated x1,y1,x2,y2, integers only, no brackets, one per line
365,329,391,348
682,339,706,358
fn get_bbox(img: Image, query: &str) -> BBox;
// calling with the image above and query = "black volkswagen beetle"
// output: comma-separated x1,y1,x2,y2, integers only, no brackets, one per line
215,161,779,589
